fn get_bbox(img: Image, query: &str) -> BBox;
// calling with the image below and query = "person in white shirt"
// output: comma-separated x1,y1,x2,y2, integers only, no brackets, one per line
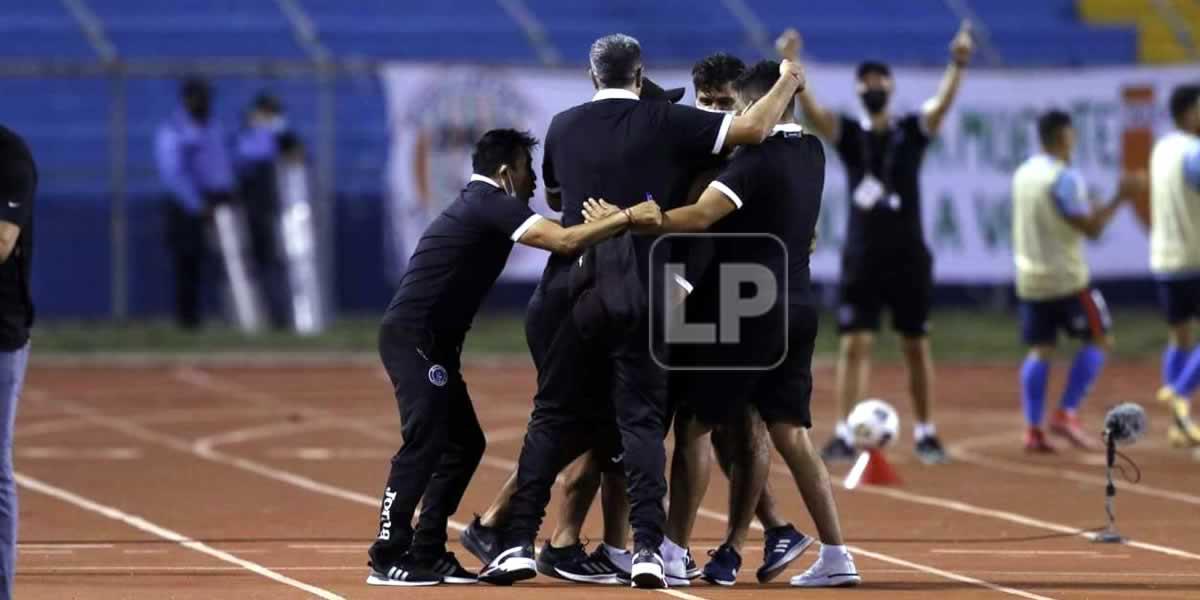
1150,84,1200,447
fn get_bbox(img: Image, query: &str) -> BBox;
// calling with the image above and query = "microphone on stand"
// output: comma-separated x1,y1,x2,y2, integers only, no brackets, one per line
1095,403,1147,544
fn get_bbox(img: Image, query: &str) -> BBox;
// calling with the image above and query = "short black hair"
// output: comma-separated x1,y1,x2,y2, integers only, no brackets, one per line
277,131,303,155
1037,109,1073,148
856,61,892,81
692,53,746,94
471,129,538,176
734,60,794,114
180,76,211,99
253,92,283,115
1169,84,1200,124
590,34,642,88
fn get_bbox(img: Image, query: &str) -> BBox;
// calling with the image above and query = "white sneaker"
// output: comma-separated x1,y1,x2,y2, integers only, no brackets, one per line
790,550,862,588
659,538,691,586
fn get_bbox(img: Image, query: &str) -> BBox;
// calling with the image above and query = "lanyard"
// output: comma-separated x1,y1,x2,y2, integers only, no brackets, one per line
858,120,901,194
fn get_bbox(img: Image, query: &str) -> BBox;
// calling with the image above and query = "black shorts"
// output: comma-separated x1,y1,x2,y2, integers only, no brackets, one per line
1156,275,1200,325
681,304,817,428
1019,288,1111,346
837,250,933,337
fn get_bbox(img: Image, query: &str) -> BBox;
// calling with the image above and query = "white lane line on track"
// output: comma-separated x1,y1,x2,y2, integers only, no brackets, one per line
768,462,1200,563
44,369,1160,599
19,543,113,549
949,431,1200,507
15,565,1200,578
691,507,1055,600
175,371,711,600
169,369,1161,595
15,472,344,600
930,549,1126,557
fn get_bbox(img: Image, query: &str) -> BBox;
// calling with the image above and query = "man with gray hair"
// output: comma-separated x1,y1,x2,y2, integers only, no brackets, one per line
481,33,806,588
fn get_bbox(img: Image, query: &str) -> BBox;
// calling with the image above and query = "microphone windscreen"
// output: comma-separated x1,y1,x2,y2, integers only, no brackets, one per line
1104,403,1147,446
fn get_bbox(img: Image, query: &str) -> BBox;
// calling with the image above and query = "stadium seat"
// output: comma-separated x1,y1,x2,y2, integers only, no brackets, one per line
0,1,93,59
89,0,305,58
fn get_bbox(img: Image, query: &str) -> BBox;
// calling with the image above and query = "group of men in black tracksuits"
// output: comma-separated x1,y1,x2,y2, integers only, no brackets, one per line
365,33,862,590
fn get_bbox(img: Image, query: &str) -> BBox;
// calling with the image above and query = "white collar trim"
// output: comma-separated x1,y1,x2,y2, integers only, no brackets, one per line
470,174,502,189
592,89,639,102
772,123,804,135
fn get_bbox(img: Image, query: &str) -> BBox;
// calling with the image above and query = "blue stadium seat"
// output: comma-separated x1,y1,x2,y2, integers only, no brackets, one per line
89,0,305,58
965,0,1136,65
298,0,538,62
528,0,756,65
0,1,93,59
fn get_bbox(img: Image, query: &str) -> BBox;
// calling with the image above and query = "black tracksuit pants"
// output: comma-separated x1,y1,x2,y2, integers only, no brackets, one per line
504,315,667,551
370,323,485,562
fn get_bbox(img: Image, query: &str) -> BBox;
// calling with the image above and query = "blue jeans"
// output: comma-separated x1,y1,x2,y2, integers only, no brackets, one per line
0,343,30,600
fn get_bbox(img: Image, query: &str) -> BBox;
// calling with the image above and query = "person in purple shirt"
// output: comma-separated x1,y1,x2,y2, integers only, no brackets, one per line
155,77,235,329
233,93,291,328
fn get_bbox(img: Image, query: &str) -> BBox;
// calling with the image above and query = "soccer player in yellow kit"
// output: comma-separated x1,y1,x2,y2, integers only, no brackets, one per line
1150,84,1200,447
1012,110,1141,452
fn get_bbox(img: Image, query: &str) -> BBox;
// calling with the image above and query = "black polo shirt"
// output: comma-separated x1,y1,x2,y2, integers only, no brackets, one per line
543,89,732,281
382,176,542,341
708,124,825,304
0,125,37,351
835,113,930,263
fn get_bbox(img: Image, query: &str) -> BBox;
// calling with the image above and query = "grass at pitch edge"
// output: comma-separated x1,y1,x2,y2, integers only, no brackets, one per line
31,308,1169,363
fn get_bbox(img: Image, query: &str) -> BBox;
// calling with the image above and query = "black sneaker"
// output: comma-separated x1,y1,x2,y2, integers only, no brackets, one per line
630,547,666,589
535,541,587,579
421,552,477,584
915,435,950,465
479,544,537,586
366,551,442,587
757,524,813,583
701,544,742,586
555,545,631,585
683,548,701,579
461,515,501,566
821,436,858,463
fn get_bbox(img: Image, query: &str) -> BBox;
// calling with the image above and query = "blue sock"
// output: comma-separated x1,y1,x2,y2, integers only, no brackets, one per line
1060,345,1106,412
1171,345,1200,398
1021,355,1050,427
1164,346,1187,387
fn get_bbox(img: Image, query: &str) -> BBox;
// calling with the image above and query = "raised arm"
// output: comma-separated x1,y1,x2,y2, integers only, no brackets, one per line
921,21,974,136
519,198,661,255
775,29,839,142
723,60,805,147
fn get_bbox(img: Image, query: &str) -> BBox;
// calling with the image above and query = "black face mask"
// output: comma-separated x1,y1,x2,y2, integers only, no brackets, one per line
860,89,889,115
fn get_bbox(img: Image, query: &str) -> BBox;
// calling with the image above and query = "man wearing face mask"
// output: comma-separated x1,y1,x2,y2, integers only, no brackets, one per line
367,129,662,587
782,24,973,465
155,77,236,329
234,93,291,329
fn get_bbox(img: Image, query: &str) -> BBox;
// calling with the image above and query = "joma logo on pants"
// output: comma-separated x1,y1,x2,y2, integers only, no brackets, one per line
377,488,397,540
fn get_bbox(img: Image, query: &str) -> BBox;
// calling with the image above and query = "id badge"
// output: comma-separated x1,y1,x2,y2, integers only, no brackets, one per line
853,175,886,210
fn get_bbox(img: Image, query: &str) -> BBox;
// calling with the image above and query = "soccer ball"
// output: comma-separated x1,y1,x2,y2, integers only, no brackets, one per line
847,399,900,450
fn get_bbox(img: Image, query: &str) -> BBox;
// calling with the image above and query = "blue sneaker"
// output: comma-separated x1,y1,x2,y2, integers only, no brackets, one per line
757,524,814,583
701,544,741,586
